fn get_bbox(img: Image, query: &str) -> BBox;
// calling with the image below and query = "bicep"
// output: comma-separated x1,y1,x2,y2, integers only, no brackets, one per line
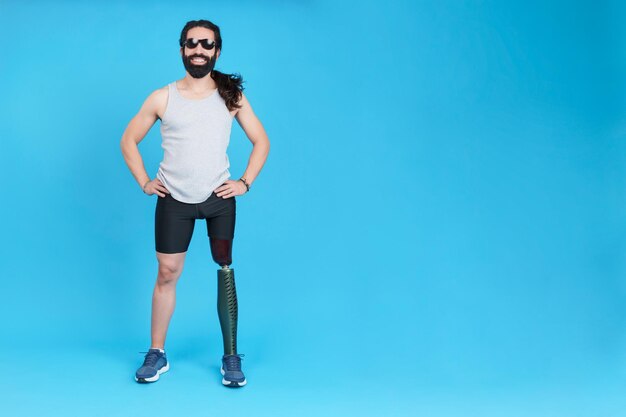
235,93,267,144
122,91,160,145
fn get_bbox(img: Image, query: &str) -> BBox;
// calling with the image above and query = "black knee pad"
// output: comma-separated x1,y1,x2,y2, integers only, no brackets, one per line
210,237,233,266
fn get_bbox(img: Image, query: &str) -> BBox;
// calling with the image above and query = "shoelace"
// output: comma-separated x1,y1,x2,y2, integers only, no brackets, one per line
223,353,245,371
138,351,162,368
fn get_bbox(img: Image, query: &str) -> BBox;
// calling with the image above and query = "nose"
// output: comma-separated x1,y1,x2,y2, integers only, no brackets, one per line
188,46,209,56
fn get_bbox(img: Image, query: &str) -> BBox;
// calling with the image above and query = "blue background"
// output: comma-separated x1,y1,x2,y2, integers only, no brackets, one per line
1,0,625,415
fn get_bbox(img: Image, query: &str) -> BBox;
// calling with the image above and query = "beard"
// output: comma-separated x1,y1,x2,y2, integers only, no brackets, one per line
182,53,217,79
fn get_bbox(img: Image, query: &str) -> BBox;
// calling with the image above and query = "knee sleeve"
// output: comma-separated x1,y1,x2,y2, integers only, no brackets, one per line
210,237,233,266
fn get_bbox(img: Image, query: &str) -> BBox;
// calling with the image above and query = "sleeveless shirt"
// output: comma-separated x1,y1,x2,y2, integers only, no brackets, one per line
156,81,234,203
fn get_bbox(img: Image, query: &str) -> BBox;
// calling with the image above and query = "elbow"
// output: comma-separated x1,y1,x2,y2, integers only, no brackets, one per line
120,136,135,155
251,136,270,153
120,137,128,153
256,139,270,157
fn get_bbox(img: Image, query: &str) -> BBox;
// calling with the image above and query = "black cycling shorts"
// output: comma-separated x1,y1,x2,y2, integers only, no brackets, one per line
155,190,236,254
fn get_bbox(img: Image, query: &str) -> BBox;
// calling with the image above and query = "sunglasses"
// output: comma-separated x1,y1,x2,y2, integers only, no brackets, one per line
182,38,216,50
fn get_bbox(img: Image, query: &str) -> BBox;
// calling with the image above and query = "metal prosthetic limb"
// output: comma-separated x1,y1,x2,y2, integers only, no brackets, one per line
210,237,238,355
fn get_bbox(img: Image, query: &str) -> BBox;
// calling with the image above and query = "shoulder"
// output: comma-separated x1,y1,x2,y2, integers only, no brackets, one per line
230,90,248,118
143,84,170,119
152,84,169,103
236,91,250,110
233,91,261,124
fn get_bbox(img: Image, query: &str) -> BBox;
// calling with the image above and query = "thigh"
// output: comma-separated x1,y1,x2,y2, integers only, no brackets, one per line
155,194,196,254
202,193,236,240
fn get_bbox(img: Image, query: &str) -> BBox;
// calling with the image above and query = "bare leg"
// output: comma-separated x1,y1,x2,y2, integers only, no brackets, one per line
150,251,188,349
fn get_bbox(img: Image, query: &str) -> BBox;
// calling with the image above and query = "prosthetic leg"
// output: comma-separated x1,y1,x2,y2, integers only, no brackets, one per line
210,237,246,387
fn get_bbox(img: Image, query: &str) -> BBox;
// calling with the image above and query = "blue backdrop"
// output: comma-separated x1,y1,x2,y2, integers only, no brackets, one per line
1,0,625,416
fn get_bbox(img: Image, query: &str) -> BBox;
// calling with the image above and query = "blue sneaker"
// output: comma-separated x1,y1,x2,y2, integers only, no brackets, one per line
221,354,246,387
135,348,169,383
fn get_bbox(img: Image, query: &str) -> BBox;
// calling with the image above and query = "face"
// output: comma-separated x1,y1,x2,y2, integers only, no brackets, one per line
181,27,220,79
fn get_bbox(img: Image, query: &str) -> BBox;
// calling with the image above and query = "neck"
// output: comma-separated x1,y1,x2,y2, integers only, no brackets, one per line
181,74,217,91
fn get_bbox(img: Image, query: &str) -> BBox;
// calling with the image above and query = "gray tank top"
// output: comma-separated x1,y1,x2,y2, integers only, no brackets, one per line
156,81,234,203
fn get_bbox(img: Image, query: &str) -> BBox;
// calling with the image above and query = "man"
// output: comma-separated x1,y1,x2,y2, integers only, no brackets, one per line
120,19,270,387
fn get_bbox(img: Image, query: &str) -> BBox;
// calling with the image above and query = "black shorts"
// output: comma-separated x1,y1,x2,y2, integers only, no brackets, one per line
155,191,236,254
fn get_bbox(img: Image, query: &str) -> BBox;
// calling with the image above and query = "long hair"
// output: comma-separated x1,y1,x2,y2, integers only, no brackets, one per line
179,19,244,111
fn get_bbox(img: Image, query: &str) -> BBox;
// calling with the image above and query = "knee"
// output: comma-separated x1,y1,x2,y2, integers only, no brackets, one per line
157,262,182,285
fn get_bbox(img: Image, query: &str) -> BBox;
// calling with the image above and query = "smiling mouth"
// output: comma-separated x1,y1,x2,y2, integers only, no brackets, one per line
191,56,208,64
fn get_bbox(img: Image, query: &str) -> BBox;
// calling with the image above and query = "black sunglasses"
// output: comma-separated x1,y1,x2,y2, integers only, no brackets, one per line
182,38,216,50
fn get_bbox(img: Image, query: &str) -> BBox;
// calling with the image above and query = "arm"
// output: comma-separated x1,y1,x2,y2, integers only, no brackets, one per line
119,88,169,197
215,92,270,197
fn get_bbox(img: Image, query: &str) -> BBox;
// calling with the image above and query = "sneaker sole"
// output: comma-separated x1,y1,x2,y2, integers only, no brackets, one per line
220,366,247,387
135,362,170,383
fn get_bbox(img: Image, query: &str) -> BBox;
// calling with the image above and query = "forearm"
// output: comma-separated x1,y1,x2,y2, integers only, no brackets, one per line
120,139,151,190
240,141,270,187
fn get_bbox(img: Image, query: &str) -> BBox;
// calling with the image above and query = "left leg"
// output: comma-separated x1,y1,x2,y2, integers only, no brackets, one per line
204,193,239,355
203,192,246,387
210,237,239,356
